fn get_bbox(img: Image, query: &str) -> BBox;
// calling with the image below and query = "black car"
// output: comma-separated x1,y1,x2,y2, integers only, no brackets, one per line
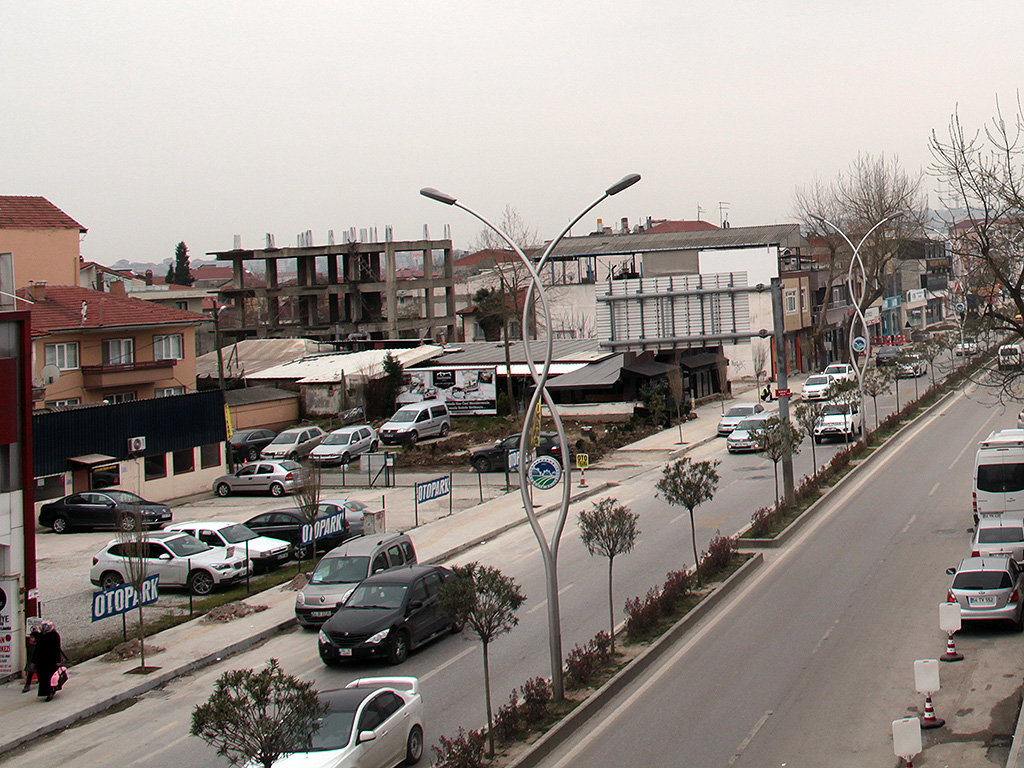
470,432,565,473
229,428,278,462
243,508,350,560
39,490,172,534
874,346,901,365
318,565,456,665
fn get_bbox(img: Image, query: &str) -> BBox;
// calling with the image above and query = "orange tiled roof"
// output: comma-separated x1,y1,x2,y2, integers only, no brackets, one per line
17,284,206,333
0,196,85,230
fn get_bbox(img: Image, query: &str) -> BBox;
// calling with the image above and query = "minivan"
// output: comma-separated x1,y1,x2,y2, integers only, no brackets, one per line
973,429,1024,523
999,344,1022,371
378,400,451,445
294,532,417,626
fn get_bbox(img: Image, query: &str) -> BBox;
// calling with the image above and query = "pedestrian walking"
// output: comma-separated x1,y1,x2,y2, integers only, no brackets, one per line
21,622,42,693
33,620,66,702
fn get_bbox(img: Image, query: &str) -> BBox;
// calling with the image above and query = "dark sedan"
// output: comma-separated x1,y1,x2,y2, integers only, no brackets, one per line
39,490,172,534
470,432,566,472
243,508,350,560
318,565,455,665
229,428,277,462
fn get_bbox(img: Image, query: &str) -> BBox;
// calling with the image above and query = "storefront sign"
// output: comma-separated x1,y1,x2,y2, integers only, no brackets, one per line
0,579,15,675
91,575,159,622
301,510,348,546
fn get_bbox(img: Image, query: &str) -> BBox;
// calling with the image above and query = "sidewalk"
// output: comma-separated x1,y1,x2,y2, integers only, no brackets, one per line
0,373,805,758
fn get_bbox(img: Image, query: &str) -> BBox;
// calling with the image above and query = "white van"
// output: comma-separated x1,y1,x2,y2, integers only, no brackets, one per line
998,345,1022,370
974,429,1024,523
378,400,451,445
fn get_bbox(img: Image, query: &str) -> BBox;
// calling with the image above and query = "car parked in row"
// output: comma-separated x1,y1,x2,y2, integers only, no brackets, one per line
970,517,1024,564
726,413,771,453
379,401,450,445
228,428,278,462
822,363,856,382
39,490,172,534
165,521,291,573
813,402,863,444
317,498,372,539
318,565,456,666
955,340,980,356
213,460,305,497
946,556,1024,631
90,530,249,595
310,425,380,466
895,354,927,378
470,432,565,472
243,507,351,561
717,403,765,436
874,346,901,366
260,425,327,460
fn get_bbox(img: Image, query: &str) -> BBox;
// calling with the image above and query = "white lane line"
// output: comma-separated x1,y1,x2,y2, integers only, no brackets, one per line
420,645,475,683
127,732,192,766
728,710,772,765
669,512,688,525
527,583,575,615
901,514,917,534
153,721,178,735
928,482,941,497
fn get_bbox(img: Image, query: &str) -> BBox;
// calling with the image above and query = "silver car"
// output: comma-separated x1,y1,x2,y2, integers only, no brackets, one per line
726,414,770,453
946,556,1024,630
971,518,1024,564
213,460,305,497
260,425,327,460
309,425,379,466
717,403,765,436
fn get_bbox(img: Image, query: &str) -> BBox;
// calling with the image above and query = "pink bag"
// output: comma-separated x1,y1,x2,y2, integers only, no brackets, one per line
51,666,68,691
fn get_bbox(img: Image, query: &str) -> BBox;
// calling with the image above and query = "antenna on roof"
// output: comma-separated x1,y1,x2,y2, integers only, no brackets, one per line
423,224,430,240
697,203,706,221
386,226,393,242
719,201,730,228
444,223,451,240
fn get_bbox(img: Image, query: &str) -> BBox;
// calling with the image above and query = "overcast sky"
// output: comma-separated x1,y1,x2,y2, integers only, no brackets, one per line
4,2,1024,266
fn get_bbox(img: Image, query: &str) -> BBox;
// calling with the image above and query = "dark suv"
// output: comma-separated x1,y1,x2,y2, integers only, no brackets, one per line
318,565,456,665
470,432,565,472
874,346,900,365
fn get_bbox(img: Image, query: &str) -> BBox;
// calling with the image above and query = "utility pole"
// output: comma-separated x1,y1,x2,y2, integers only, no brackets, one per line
771,277,795,506
212,303,234,472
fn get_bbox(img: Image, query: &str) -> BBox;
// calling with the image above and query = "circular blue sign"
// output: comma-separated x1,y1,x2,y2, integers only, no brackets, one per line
528,456,562,490
852,336,867,354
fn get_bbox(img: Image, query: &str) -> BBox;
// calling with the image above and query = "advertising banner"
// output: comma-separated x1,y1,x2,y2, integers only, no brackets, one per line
91,575,160,622
398,367,497,415
0,579,15,675
416,475,451,504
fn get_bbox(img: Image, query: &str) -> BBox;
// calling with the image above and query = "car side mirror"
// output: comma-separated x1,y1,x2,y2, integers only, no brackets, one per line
408,599,424,611
357,730,377,745
946,567,956,575
159,553,172,561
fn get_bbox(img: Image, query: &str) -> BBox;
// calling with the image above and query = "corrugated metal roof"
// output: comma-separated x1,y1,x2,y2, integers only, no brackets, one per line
420,339,609,367
248,345,445,384
225,386,299,406
197,338,334,378
547,224,806,259
546,355,625,389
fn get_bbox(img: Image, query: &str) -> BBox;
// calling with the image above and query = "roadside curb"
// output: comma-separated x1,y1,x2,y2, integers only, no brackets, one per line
506,553,764,768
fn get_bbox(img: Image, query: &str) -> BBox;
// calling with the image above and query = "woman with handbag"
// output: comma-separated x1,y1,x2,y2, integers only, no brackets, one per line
33,621,66,702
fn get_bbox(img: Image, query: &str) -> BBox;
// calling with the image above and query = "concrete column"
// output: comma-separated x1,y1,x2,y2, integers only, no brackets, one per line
385,243,398,339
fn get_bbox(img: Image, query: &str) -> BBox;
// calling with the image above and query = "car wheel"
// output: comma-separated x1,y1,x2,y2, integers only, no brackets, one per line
439,423,450,437
51,514,70,534
247,447,259,461
404,725,424,765
119,514,139,532
813,436,822,445
472,456,491,473
387,629,409,665
408,431,419,445
449,621,463,634
269,483,285,497
340,452,351,464
216,483,231,497
188,570,215,596
1015,610,1024,633
100,571,124,590
370,440,379,452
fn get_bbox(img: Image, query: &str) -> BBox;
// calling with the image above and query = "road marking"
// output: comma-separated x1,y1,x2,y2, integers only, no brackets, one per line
729,710,772,765
153,721,177,734
901,515,917,534
527,583,575,614
928,482,941,497
126,732,191,766
670,512,689,525
420,645,475,683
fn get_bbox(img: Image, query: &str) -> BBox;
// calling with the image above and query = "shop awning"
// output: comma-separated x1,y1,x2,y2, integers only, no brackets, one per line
68,453,117,467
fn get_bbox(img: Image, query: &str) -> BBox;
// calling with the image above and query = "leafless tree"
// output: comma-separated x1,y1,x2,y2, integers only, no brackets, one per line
295,462,323,567
750,340,770,391
116,506,150,670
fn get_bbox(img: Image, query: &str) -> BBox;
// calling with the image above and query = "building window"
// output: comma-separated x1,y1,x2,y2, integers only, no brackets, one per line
175,301,188,310
784,289,798,314
172,448,195,475
156,387,185,397
91,464,120,490
154,334,184,361
44,342,79,370
104,391,136,404
145,454,167,480
200,443,221,469
103,338,134,365
46,398,81,408
800,287,808,313
831,285,845,306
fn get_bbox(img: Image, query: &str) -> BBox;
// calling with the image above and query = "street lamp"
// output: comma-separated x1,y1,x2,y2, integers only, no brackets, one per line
420,174,641,700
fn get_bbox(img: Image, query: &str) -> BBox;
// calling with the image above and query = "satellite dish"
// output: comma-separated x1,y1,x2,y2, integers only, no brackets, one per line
40,364,61,386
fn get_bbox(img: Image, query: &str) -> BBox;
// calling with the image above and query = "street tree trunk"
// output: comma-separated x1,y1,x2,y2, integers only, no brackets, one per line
483,641,494,756
688,508,701,586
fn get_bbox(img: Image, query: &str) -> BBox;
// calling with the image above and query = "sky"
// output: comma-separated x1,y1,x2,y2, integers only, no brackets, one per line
4,1,1024,267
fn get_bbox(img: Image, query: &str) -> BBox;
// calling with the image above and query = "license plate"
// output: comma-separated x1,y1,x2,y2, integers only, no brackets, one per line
310,610,332,618
969,595,997,607
338,648,352,656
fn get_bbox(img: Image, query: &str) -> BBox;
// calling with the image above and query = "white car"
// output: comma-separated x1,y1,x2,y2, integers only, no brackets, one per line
971,517,1024,564
821,363,856,383
717,403,765,436
260,426,327,460
955,340,980,356
727,413,771,453
310,425,380,466
1018,408,1024,429
89,530,249,595
165,521,291,573
813,402,863,443
800,375,835,401
268,677,424,767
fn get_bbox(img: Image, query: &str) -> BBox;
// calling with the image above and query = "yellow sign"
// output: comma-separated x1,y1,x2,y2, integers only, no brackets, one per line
576,453,589,470
224,404,234,440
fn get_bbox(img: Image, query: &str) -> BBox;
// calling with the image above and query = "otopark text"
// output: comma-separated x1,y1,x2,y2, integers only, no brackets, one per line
301,510,347,546
92,575,160,622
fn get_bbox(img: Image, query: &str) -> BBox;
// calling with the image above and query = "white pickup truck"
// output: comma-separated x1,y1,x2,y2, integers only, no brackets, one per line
813,402,863,443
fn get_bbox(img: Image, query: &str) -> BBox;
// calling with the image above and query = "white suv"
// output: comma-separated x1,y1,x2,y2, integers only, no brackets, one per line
821,363,856,383
164,521,291,573
90,530,250,595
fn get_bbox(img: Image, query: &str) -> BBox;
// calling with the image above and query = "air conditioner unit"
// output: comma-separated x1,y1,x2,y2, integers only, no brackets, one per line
128,436,146,453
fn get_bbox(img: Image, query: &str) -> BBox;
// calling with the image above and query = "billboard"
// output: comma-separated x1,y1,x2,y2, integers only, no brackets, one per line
398,367,497,415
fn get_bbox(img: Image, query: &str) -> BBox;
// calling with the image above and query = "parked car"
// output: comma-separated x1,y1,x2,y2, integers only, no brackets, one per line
821,363,856,383
318,565,455,665
955,340,980,357
213,460,306,497
999,344,1023,370
971,518,1024,564
945,556,1024,630
875,346,901,366
895,354,927,378
1018,408,1024,429
228,428,278,462
243,507,350,560
164,521,292,573
260,425,327,460
726,413,771,454
800,375,835,401
296,532,417,627
309,425,380,466
89,530,249,595
317,498,373,539
813,402,863,443
269,677,425,768
379,401,450,445
39,490,172,534
470,432,565,472
716,403,765,436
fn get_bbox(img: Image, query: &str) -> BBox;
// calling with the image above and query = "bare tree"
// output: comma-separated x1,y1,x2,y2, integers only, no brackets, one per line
751,416,804,508
750,340,770,392
861,365,891,432
116,506,151,670
295,461,322,567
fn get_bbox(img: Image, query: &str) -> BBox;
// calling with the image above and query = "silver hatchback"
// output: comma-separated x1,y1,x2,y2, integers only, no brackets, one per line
971,518,1024,564
213,460,306,497
946,556,1024,630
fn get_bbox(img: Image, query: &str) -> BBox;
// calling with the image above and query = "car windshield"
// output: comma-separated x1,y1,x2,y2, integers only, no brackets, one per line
978,527,1024,544
164,536,211,557
322,433,352,446
824,366,845,374
279,461,303,471
389,411,417,423
219,524,257,544
734,418,763,432
104,490,145,504
347,583,408,609
725,406,754,418
344,500,369,513
311,556,370,585
822,405,848,416
308,709,357,751
270,433,300,445
953,570,1013,590
806,376,830,386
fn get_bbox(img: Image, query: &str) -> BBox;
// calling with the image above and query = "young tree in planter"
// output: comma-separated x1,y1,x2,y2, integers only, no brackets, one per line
578,498,641,654
191,658,325,768
861,365,891,432
437,562,526,757
915,338,944,389
116,506,151,670
655,458,720,586
294,461,322,568
792,398,828,470
751,416,803,508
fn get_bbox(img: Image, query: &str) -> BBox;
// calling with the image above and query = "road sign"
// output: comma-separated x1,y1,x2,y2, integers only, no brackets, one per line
91,575,159,622
528,456,562,490
955,301,966,312
415,474,451,504
852,336,867,354
507,449,520,472
776,388,791,398
301,509,348,546
576,453,589,470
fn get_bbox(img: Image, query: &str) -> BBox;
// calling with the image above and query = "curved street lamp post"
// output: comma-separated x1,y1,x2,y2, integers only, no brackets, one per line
421,174,641,699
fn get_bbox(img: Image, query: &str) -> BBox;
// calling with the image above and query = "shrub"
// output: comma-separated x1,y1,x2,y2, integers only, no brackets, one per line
750,505,777,537
491,690,523,745
624,586,662,638
432,728,487,768
699,533,736,577
659,569,693,613
563,631,615,690
519,677,551,724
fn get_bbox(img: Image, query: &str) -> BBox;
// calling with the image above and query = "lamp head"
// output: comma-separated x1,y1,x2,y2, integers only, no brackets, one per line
606,173,641,196
420,187,457,206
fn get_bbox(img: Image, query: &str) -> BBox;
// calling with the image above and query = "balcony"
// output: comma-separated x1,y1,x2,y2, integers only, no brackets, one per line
80,359,176,389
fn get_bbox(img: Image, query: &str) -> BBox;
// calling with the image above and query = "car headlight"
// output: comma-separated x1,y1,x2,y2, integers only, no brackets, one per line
213,563,232,571
366,629,389,645
296,592,305,606
318,630,329,644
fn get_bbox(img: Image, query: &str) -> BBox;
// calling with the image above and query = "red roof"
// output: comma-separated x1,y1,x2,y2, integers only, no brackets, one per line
192,264,235,279
454,248,542,269
645,219,719,233
17,284,207,333
0,196,85,231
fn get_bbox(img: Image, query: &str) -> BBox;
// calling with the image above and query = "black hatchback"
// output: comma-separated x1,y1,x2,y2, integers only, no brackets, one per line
39,490,172,534
229,428,278,462
318,565,455,666
243,508,350,560
470,432,565,473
